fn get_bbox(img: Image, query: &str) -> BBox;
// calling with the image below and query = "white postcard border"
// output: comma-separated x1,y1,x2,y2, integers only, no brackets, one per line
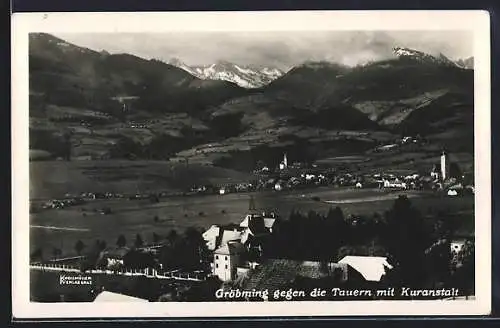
12,10,491,318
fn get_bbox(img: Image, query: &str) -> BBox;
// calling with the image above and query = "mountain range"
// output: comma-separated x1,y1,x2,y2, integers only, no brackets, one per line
167,58,284,88
393,47,474,70
28,33,474,168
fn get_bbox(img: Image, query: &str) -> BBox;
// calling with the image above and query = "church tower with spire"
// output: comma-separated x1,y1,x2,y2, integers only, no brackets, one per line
440,150,450,181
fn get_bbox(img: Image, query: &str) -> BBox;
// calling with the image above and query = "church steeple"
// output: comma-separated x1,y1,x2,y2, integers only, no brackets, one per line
440,149,450,181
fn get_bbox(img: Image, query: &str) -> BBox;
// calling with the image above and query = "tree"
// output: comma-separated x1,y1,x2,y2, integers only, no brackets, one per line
326,206,350,254
449,162,462,179
123,249,155,270
134,234,144,248
167,229,178,246
116,234,127,248
52,247,62,259
383,196,429,287
180,227,208,270
255,160,266,171
82,239,105,271
30,247,43,262
451,241,475,295
74,240,85,255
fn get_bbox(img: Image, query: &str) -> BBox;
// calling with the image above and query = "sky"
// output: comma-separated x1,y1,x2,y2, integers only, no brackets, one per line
55,31,473,70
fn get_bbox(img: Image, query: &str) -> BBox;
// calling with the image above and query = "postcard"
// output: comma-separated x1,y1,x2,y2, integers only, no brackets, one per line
11,10,491,318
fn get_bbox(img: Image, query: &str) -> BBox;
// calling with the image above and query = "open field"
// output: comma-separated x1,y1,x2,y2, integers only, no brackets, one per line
30,160,254,200
30,184,474,258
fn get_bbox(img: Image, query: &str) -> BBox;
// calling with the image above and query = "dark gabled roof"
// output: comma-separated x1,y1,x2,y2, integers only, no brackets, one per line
214,241,246,256
242,259,347,291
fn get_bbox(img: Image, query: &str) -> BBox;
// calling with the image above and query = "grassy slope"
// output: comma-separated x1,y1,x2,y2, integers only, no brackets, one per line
30,160,253,200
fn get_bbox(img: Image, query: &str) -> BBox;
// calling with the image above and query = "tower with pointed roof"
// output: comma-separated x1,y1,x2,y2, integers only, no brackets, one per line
440,150,450,181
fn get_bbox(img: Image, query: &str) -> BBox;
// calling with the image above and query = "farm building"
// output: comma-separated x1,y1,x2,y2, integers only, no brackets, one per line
98,247,131,269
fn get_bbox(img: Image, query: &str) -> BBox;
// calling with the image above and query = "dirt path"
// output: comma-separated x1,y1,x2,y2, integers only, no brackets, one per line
30,225,91,232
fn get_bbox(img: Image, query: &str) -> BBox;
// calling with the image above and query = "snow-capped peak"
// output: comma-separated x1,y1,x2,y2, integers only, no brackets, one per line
455,56,474,70
167,59,284,88
392,46,459,67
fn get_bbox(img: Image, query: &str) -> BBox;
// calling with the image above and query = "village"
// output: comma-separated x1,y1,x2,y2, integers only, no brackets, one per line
30,147,475,302
31,145,474,214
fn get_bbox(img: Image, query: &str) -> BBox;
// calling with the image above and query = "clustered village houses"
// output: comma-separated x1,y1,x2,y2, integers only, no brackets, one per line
34,149,473,213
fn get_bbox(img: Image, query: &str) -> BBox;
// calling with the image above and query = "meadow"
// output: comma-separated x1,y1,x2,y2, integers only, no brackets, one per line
29,159,474,258
30,184,474,258
30,160,253,200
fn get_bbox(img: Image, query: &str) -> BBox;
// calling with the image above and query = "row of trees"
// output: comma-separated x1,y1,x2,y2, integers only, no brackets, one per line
260,196,473,290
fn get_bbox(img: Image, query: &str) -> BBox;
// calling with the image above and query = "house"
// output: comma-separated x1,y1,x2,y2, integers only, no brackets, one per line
465,185,475,194
338,256,393,282
241,259,349,295
202,225,243,251
98,247,130,268
238,214,276,257
383,179,407,189
239,214,277,233
93,290,148,302
213,241,246,282
447,189,458,196
279,153,288,170
450,239,467,255
431,164,440,180
305,174,316,181
355,182,363,189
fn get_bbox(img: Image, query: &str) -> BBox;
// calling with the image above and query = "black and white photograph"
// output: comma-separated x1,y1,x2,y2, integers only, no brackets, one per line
12,11,491,318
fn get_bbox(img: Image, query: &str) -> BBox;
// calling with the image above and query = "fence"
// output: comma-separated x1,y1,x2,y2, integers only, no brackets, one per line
30,263,207,281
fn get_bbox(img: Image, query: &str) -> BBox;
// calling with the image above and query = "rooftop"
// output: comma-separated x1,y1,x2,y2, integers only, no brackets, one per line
240,215,277,234
338,256,393,282
214,241,246,256
93,291,148,302
242,259,347,291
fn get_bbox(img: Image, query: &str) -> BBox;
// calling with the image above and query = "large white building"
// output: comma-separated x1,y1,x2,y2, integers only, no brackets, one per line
202,225,242,251
213,241,246,282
